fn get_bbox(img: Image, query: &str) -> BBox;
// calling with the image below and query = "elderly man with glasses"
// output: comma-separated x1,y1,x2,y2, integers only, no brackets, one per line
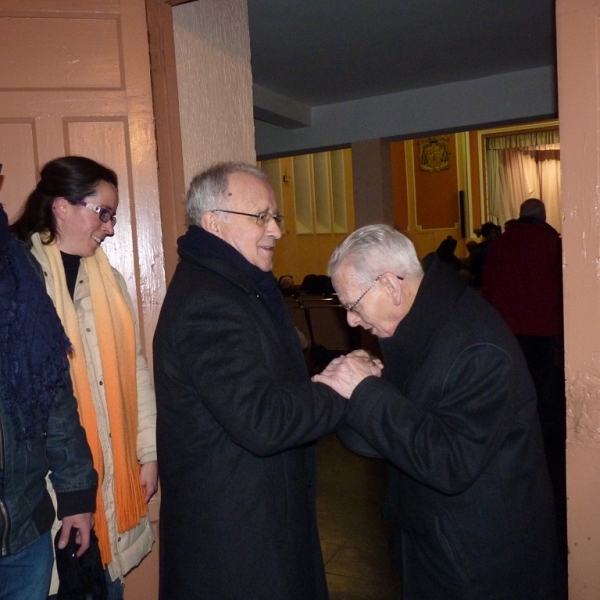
314,224,565,600
153,162,363,600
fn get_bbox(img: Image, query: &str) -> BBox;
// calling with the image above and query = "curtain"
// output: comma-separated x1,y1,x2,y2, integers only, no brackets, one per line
536,149,561,230
486,130,561,232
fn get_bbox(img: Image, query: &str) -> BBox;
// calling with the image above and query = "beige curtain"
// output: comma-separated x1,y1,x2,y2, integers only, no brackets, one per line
486,130,561,232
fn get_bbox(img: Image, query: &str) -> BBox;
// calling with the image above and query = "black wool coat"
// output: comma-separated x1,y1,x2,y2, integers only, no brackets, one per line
345,255,564,600
153,244,346,600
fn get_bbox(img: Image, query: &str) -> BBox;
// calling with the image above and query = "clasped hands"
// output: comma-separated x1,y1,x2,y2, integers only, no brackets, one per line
312,349,383,398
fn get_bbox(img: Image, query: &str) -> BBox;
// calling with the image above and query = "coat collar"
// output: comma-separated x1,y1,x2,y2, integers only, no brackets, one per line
379,253,468,387
177,227,303,366
178,231,255,296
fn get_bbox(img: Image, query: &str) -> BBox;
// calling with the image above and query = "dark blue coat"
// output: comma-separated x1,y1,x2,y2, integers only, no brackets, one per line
0,234,97,557
345,255,563,599
153,246,346,600
0,371,97,556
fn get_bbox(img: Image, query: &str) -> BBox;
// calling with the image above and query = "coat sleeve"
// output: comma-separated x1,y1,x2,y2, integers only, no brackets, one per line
46,372,98,519
156,287,347,457
113,269,157,464
345,343,518,495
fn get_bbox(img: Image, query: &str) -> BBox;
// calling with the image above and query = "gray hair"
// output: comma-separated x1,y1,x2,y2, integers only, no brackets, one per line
329,224,423,284
185,162,268,226
519,198,546,221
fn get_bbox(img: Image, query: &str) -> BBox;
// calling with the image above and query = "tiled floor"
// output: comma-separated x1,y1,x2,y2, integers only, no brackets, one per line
316,434,402,599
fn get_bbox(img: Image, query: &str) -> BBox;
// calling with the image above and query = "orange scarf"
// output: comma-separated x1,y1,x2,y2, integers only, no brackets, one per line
33,236,146,566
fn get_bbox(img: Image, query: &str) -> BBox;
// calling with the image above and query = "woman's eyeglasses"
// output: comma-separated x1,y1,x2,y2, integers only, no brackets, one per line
73,200,117,226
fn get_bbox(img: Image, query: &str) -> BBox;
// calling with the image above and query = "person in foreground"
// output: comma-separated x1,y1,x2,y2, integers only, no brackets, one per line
0,204,97,600
11,157,158,599
313,224,565,600
153,162,353,600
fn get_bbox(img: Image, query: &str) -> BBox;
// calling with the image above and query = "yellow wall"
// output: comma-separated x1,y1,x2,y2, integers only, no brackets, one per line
264,120,558,280
263,153,356,284
391,120,557,260
391,133,467,260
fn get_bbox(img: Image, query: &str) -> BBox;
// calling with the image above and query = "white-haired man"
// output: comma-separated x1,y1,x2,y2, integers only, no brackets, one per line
153,162,354,600
314,224,564,600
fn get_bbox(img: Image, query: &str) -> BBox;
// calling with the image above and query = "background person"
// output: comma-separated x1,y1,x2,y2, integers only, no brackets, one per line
314,224,564,600
434,235,462,271
482,197,566,565
153,162,352,600
0,204,96,600
10,156,158,600
468,221,501,288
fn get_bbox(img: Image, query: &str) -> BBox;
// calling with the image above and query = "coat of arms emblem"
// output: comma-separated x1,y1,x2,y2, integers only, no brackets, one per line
419,137,450,171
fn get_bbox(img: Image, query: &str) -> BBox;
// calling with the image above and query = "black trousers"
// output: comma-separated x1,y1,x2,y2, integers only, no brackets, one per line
515,334,567,572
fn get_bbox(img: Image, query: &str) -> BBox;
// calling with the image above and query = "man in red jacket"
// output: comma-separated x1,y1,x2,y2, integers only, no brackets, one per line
482,198,565,566
482,199,562,339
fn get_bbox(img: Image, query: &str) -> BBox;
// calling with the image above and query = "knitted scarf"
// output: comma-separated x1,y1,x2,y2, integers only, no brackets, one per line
30,233,146,566
0,205,72,441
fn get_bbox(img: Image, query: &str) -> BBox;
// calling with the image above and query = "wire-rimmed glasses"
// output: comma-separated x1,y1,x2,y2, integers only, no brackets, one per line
212,209,284,228
343,274,404,314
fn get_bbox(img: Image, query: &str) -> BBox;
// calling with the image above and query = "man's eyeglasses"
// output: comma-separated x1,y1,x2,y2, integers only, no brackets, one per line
343,274,404,314
73,200,117,226
212,209,285,228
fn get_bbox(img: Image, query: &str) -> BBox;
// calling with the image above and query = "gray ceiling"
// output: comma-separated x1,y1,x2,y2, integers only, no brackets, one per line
247,0,557,107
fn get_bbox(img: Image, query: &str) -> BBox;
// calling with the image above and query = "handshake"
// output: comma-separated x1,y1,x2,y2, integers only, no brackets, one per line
312,349,383,399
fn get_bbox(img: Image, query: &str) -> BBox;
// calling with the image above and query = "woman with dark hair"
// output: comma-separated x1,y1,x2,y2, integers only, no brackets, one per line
11,156,157,600
11,157,118,247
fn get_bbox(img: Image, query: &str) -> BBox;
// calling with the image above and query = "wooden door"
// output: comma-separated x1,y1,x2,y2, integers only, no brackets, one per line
0,0,165,357
0,1,164,597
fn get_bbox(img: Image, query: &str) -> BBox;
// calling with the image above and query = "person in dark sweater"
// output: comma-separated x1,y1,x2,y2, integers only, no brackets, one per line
0,204,96,600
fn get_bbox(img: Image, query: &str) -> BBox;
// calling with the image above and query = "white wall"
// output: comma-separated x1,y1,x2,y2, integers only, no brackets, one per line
255,66,557,158
173,0,255,185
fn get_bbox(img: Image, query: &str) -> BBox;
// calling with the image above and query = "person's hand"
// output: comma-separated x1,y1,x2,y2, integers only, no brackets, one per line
344,349,384,371
58,512,94,557
312,352,383,398
140,460,159,503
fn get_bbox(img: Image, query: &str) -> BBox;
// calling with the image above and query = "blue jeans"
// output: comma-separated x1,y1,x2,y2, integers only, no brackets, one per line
0,531,53,600
105,570,125,600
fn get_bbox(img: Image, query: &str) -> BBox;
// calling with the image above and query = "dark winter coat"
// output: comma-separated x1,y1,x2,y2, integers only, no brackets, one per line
153,234,347,600
345,254,563,599
0,372,97,557
0,220,97,558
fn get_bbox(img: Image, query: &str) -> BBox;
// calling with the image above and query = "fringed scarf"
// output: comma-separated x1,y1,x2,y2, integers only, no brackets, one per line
0,205,72,441
30,233,146,567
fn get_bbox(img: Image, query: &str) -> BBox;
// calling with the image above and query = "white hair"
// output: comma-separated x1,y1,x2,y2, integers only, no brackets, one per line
185,162,268,226
329,224,423,284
